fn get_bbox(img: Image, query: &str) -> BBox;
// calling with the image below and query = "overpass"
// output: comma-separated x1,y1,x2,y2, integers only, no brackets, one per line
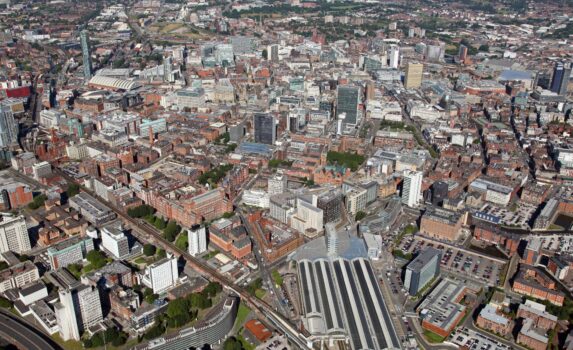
0,310,61,350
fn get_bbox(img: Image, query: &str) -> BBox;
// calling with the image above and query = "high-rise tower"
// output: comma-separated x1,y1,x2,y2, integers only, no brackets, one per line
550,61,571,96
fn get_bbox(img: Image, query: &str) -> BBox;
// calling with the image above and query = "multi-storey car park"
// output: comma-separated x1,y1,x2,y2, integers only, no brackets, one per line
291,223,401,350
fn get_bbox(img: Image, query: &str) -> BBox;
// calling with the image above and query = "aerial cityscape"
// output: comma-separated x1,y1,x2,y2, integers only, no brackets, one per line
0,0,573,349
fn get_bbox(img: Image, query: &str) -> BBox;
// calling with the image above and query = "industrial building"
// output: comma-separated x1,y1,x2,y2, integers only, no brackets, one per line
69,193,116,226
291,224,401,350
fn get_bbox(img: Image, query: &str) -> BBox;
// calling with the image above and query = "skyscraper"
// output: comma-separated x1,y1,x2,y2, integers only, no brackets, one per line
254,113,276,145
550,62,572,96
80,30,93,80
141,256,179,294
404,62,423,89
317,189,343,223
0,103,17,148
101,224,130,259
55,285,103,341
458,44,468,63
0,213,30,254
402,170,423,207
163,56,174,83
336,85,360,125
267,44,279,62
188,226,207,256
389,45,400,69
404,247,441,295
268,172,287,196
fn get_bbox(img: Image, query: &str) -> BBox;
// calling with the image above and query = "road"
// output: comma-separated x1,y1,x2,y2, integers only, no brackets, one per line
240,212,288,316
0,310,61,350
53,168,310,349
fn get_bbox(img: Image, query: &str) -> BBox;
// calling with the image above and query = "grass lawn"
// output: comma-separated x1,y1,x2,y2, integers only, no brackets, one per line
271,270,283,286
175,233,188,251
203,250,220,260
110,338,139,350
234,304,251,328
238,333,255,350
255,289,266,299
160,23,185,33
51,333,84,350
134,257,147,264
423,330,446,343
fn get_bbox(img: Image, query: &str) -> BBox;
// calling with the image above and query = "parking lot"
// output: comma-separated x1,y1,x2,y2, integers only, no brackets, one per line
478,202,537,229
398,236,507,286
532,234,573,254
255,335,291,350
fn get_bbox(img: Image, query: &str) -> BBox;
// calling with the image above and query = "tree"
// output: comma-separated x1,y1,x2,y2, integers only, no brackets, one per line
163,221,181,242
326,151,365,172
154,217,167,230
355,211,367,221
262,48,268,60
188,292,211,309
0,296,12,308
145,293,159,305
143,244,156,256
156,248,167,259
66,264,82,278
478,44,489,52
167,298,190,319
223,337,244,350
204,282,222,297
27,194,47,210
168,313,190,328
246,278,263,296
86,250,107,269
143,323,165,340
128,204,155,218
66,183,80,197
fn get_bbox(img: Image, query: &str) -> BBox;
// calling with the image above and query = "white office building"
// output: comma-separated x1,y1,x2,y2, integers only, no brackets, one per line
291,198,324,236
39,110,63,128
389,45,400,69
402,170,423,207
0,213,30,254
188,226,207,256
268,172,287,196
141,256,179,294
345,187,368,216
66,141,89,160
101,224,129,259
32,161,52,180
55,285,103,341
242,189,270,208
55,289,80,341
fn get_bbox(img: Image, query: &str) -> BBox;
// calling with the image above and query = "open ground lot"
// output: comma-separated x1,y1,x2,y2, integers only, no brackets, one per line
398,235,507,286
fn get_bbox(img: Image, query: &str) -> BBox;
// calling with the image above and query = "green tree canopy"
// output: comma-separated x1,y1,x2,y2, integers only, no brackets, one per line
143,244,156,256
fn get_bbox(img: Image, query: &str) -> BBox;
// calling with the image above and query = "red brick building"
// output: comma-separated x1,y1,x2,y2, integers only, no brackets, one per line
476,304,512,336
512,265,565,306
